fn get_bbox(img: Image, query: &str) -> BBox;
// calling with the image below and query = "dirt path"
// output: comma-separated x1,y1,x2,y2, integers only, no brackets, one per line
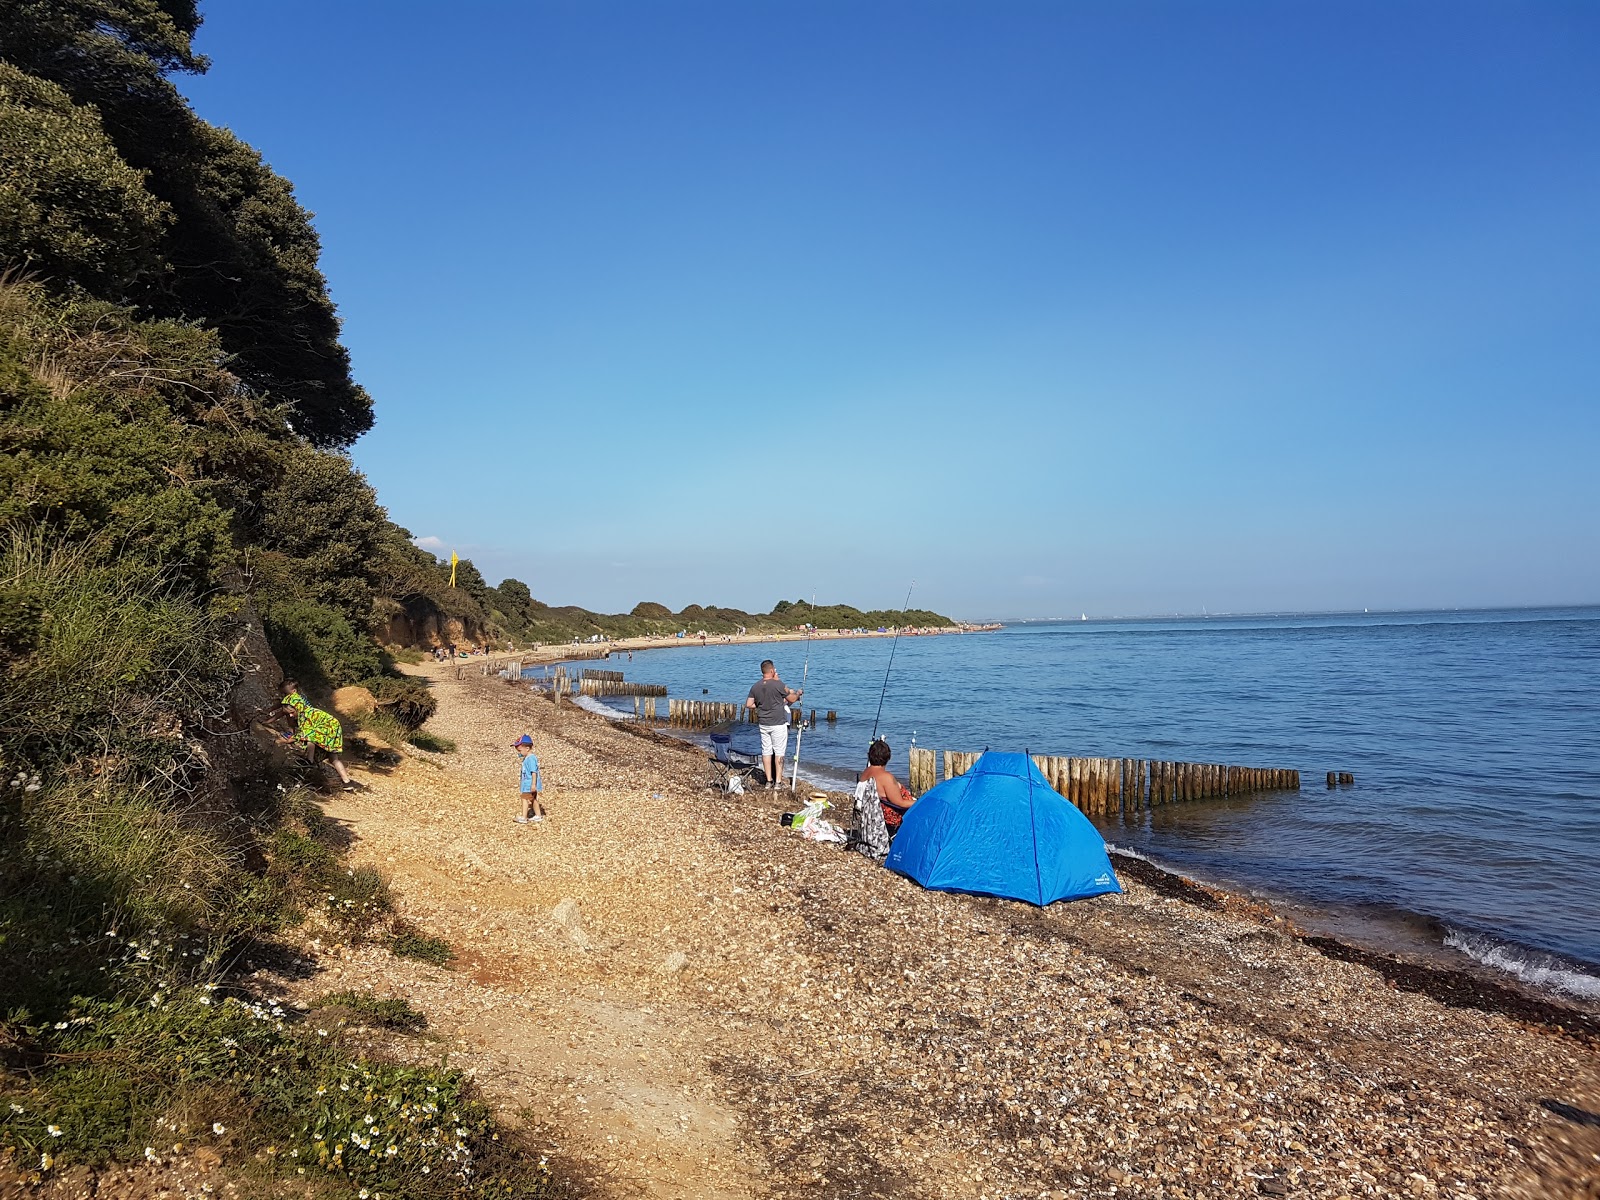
275,672,1599,1200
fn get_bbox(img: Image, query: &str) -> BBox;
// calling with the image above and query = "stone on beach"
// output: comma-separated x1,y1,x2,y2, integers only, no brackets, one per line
551,897,593,950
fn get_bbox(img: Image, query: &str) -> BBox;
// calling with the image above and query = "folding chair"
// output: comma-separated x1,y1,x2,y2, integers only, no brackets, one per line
706,733,735,793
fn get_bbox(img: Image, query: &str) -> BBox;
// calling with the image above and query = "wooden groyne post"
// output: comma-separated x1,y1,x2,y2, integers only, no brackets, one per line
667,699,742,729
943,750,1300,818
578,677,667,698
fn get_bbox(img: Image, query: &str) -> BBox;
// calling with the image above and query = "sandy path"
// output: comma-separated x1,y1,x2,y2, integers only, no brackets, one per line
281,672,1598,1200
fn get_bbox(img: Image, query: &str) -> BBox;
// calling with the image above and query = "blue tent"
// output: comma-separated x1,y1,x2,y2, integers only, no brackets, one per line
884,752,1122,906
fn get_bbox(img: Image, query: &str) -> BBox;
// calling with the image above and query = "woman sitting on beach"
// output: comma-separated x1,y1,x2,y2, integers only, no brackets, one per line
276,678,359,791
852,739,916,861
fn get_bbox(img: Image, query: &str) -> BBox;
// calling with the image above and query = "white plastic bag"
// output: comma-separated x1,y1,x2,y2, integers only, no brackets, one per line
801,817,848,844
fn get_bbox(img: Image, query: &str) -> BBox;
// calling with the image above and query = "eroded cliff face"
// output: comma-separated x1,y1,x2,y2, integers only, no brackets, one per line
376,597,489,650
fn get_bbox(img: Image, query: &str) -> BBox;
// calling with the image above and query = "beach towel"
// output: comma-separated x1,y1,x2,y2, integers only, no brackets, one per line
850,778,891,862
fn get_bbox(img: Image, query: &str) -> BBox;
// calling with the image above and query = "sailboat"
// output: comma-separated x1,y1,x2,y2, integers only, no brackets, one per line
1081,613,1087,621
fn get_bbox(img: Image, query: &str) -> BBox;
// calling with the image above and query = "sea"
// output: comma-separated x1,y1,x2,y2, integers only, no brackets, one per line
542,607,1600,1001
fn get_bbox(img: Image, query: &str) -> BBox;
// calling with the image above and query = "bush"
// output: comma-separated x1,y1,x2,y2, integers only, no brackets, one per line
262,599,384,693
0,527,233,781
360,674,437,729
0,988,561,1197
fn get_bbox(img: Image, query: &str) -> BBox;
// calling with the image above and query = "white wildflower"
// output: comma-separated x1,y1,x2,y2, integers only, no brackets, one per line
46,1124,62,1137
212,1122,226,1135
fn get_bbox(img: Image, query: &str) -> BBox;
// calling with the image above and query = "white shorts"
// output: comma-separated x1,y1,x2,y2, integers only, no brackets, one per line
759,723,789,758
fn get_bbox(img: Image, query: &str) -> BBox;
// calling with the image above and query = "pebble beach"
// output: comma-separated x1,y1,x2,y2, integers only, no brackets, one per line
268,664,1599,1200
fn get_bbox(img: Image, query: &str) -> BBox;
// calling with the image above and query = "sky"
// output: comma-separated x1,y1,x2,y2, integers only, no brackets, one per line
178,1,1600,621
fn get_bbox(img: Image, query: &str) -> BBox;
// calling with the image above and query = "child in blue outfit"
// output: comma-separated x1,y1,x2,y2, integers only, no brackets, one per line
512,734,546,824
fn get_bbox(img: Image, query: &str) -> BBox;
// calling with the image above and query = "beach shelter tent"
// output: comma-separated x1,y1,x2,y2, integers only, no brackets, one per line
884,752,1121,906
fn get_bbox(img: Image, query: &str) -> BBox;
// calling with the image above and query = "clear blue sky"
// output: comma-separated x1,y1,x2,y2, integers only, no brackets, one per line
179,1,1599,620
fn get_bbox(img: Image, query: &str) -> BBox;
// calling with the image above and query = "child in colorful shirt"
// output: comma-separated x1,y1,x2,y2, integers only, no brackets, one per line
277,678,357,790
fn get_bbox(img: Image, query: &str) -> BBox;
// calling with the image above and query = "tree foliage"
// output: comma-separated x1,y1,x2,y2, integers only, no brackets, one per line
0,0,371,445
0,63,172,290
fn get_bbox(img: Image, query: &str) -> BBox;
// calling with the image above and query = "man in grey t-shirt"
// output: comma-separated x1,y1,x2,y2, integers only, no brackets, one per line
746,659,802,792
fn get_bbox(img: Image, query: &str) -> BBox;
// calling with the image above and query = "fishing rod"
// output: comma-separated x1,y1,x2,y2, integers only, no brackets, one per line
870,580,916,743
790,590,815,793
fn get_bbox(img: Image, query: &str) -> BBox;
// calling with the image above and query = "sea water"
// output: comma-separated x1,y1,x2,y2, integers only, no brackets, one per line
553,608,1600,998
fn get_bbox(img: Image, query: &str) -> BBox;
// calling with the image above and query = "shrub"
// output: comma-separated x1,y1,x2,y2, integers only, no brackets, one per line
356,709,412,757
360,674,437,729
0,527,233,781
262,599,384,693
0,988,561,1197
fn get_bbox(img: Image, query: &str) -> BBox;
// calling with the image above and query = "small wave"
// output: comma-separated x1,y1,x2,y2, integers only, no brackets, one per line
1105,843,1153,863
569,695,622,719
1443,928,1600,1000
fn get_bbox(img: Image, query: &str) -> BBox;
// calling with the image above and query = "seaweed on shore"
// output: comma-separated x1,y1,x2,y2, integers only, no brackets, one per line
1108,852,1600,1044
1297,934,1600,1044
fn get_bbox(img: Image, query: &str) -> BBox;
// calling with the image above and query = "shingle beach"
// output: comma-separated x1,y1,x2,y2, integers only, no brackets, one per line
270,665,1600,1200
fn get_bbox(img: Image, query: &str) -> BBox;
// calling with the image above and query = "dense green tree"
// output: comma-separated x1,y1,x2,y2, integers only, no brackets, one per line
0,284,238,585
0,0,373,446
0,63,171,290
496,578,533,611
246,445,388,628
451,557,490,609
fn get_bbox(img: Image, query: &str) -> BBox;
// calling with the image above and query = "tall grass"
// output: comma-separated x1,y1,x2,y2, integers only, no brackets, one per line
0,526,232,783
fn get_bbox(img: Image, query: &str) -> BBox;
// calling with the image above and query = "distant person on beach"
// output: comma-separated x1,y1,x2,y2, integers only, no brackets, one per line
746,659,802,791
512,734,545,823
859,739,915,836
276,678,357,791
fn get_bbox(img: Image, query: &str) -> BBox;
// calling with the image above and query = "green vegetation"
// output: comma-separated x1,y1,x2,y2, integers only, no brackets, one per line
0,990,556,1196
388,926,456,968
480,589,957,646
311,991,430,1033
0,5,536,1193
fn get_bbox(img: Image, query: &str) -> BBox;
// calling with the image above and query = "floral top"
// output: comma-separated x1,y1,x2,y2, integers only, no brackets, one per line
284,692,344,754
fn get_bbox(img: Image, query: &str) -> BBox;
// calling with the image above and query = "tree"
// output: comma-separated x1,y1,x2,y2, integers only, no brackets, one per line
0,0,374,446
247,445,388,628
0,63,172,290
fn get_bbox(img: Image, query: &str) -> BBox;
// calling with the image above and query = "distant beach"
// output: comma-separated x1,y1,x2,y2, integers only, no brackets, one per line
475,620,1001,667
